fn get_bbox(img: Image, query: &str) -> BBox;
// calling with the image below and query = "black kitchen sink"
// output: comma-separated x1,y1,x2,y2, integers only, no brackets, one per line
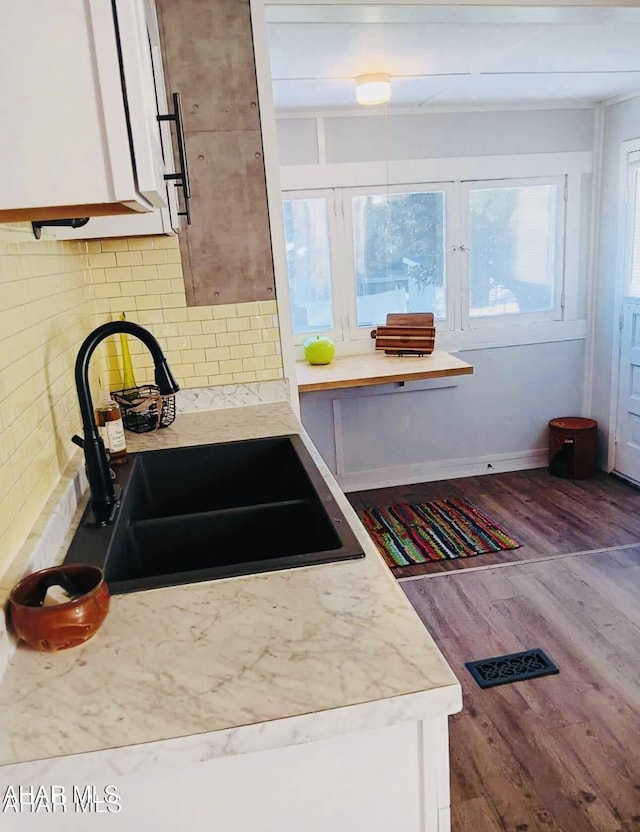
63,435,364,593
119,435,329,519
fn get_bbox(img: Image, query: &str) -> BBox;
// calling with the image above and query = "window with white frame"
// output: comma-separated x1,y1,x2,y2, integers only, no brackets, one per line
282,174,567,348
464,178,564,325
282,195,335,333
349,187,448,328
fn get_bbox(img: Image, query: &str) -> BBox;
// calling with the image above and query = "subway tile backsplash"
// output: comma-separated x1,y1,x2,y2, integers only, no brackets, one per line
0,224,92,579
0,225,284,579
90,235,283,392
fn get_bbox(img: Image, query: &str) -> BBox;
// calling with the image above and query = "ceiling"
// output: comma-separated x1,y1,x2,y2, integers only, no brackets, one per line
266,5,640,112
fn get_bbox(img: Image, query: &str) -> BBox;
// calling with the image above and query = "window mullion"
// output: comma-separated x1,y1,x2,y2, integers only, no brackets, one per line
331,188,353,347
559,174,568,320
457,181,470,331
329,189,347,343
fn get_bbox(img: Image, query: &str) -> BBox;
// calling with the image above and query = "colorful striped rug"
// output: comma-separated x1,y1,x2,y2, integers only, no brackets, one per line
357,498,521,572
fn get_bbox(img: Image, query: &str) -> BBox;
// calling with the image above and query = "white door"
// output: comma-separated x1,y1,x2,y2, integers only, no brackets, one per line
614,153,640,482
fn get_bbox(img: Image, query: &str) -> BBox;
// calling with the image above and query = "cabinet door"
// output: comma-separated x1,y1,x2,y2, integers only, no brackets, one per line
0,0,165,222
55,0,180,240
146,0,181,232
114,0,166,209
157,0,276,305
3,720,443,832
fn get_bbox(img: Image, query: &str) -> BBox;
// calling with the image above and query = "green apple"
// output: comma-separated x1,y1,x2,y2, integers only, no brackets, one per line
303,334,336,365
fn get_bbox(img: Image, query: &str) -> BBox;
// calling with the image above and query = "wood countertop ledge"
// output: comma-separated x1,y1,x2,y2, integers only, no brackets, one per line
296,350,474,392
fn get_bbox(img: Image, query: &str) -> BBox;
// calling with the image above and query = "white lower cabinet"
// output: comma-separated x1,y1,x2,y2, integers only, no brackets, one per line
0,0,172,224
5,717,452,831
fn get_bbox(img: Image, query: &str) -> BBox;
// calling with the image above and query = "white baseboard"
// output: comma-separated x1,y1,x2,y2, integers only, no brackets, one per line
337,448,549,492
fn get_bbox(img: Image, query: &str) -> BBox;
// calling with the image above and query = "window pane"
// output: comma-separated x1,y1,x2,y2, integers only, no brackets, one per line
352,191,446,327
282,197,334,334
468,184,558,318
627,167,640,297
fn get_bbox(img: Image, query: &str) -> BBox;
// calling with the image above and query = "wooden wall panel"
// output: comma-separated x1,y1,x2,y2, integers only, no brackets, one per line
156,0,276,306
157,0,260,133
183,130,275,305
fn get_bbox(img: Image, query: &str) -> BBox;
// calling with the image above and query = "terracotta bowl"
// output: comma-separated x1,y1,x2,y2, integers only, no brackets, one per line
8,564,110,652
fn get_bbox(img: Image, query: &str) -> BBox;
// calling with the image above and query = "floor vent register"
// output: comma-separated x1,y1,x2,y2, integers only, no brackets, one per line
465,649,559,689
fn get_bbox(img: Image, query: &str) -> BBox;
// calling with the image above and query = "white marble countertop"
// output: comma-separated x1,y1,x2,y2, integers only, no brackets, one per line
0,403,461,780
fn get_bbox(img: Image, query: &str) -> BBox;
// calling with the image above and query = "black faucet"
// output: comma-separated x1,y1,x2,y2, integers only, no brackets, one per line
72,321,180,526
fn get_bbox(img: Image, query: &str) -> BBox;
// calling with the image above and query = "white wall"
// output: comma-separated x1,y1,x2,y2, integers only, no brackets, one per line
280,107,594,485
276,118,319,165
591,96,640,463
302,341,585,490
277,108,594,166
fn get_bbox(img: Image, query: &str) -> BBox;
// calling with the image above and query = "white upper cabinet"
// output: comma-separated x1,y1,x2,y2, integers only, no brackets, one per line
0,0,173,224
54,0,184,238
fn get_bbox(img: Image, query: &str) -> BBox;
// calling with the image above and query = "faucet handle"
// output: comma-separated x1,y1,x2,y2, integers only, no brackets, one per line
72,434,114,478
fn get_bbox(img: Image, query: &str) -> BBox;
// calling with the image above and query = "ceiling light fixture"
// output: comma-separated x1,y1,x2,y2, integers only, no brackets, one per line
355,73,391,106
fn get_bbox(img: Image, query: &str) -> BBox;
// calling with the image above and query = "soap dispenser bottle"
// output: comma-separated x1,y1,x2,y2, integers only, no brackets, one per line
95,383,127,465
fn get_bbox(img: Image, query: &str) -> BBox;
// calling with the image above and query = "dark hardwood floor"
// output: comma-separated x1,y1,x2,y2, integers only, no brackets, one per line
349,469,640,828
347,469,640,576
403,547,640,832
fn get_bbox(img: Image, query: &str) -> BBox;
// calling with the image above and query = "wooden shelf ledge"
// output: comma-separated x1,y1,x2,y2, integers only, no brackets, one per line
296,350,473,393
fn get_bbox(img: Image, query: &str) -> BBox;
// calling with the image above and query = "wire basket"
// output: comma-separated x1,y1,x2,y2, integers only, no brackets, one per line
111,385,176,433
